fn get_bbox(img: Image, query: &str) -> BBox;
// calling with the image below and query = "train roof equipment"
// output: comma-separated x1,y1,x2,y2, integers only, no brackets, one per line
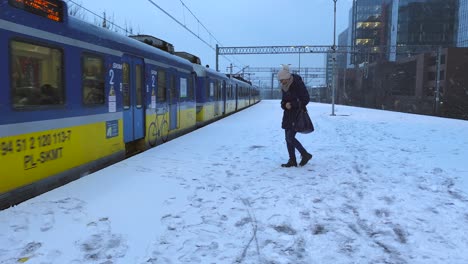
226,74,252,85
129,34,175,54
174,51,201,65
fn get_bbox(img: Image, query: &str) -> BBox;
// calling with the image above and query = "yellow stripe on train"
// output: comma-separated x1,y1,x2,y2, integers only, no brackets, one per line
197,102,220,123
0,121,124,194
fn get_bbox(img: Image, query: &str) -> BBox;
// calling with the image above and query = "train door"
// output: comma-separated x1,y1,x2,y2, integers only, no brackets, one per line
168,71,178,130
222,80,226,114
235,84,239,111
122,55,145,143
213,80,220,116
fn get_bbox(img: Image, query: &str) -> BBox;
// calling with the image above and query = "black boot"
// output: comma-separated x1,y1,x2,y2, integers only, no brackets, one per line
281,159,297,167
299,153,313,166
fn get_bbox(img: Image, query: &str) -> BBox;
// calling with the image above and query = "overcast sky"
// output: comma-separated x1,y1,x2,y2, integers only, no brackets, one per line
71,0,353,80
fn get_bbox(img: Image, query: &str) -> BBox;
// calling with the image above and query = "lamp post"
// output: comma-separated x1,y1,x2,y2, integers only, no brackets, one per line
331,0,337,116
298,47,302,73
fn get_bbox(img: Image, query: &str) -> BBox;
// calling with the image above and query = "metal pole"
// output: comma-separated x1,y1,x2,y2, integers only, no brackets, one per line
435,46,441,115
271,73,274,99
343,67,347,102
331,0,337,116
215,44,219,72
299,51,301,73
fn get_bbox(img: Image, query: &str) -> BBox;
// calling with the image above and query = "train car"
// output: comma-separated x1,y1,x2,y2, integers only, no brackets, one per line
224,77,237,115
193,64,231,127
193,67,259,127
130,36,198,147
0,0,259,209
251,85,261,104
231,76,252,110
0,0,199,208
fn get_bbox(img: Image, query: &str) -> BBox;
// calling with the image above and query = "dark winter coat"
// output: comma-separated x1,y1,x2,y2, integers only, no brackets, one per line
281,74,310,129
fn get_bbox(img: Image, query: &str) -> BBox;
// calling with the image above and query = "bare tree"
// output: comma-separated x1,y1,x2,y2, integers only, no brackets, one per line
64,0,86,20
65,1,134,36
96,12,118,32
123,20,136,36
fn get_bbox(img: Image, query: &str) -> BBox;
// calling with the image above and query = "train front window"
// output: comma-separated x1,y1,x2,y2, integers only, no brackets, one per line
11,40,63,108
82,54,104,105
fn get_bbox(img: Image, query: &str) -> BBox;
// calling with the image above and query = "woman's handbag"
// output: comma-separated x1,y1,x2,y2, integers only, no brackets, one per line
294,108,314,134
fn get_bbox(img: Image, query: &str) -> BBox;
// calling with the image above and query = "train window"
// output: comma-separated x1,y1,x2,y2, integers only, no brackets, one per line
209,82,214,97
122,63,130,109
82,54,104,105
135,64,143,107
180,78,187,98
226,84,229,98
218,81,222,100
11,40,63,108
222,81,226,100
157,70,166,102
216,81,221,100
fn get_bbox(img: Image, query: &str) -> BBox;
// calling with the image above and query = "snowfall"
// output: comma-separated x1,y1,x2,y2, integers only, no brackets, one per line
1,100,467,264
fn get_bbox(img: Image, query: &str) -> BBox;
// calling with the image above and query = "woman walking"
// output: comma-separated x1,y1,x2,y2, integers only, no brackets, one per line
278,64,313,167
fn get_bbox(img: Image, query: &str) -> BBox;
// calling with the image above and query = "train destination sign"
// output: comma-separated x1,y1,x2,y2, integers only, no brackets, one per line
9,0,64,22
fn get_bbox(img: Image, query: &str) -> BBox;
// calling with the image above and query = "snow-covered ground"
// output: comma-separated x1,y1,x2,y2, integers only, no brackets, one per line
1,100,467,264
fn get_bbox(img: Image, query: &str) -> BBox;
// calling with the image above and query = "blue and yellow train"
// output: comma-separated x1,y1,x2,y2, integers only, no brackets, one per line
0,0,260,209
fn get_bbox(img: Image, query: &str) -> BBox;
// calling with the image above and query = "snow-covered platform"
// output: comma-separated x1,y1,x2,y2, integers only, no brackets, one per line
1,100,467,263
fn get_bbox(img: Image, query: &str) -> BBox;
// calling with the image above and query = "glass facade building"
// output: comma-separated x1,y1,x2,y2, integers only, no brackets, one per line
349,0,458,62
388,0,458,60
351,0,391,65
458,0,468,47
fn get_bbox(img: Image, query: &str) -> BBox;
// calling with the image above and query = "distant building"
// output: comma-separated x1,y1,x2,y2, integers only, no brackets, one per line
325,51,335,102
337,28,348,69
346,6,354,68
458,0,468,47
350,0,390,65
387,0,458,60
340,47,468,119
336,0,467,119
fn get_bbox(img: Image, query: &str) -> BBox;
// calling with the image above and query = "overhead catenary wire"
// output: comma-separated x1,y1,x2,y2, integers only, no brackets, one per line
177,0,223,47
147,0,245,69
67,0,245,71
66,0,132,34
147,0,215,50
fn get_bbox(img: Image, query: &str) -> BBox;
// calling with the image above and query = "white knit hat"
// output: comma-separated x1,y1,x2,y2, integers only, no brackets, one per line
277,64,291,80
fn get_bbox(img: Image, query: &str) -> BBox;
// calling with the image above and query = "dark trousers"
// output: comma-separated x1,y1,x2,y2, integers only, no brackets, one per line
285,129,307,160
